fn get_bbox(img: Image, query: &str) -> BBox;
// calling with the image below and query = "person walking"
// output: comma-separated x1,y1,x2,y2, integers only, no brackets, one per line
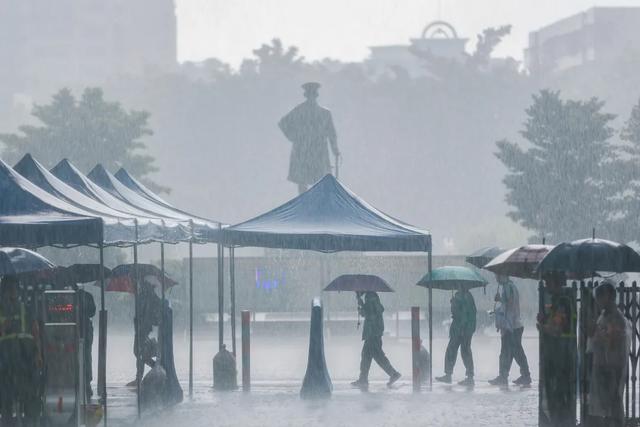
489,275,531,386
127,281,161,387
279,82,340,194
436,284,477,386
587,281,630,427
351,292,401,389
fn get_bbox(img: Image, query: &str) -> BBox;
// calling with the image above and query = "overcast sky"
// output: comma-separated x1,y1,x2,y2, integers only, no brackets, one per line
175,0,639,67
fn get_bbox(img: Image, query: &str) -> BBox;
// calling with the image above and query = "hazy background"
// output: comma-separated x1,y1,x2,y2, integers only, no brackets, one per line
3,0,640,255
176,0,635,66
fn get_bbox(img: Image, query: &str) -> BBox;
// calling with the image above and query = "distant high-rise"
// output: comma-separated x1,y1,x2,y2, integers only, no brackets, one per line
525,7,640,75
0,0,177,99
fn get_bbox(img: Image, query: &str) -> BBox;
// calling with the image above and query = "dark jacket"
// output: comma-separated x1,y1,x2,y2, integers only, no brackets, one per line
358,292,385,341
450,290,476,337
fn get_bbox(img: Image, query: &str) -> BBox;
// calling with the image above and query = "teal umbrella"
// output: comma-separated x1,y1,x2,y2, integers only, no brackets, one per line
416,266,488,291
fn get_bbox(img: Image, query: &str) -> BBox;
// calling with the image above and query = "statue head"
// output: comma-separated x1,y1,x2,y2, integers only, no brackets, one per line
302,82,320,100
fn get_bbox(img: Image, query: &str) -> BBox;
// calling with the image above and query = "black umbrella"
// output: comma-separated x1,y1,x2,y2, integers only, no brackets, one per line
465,246,504,268
537,238,640,275
53,264,112,284
105,264,178,293
0,247,55,276
324,275,393,330
324,275,394,293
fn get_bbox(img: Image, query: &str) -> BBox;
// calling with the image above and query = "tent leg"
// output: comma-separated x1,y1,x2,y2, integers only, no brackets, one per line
133,243,141,419
98,245,108,427
217,242,224,351
230,247,236,357
160,243,166,357
427,251,433,390
189,241,194,398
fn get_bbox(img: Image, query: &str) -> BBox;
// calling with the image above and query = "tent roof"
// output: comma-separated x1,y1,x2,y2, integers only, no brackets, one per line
223,174,431,252
115,167,220,226
53,159,166,219
115,168,171,207
14,154,137,222
88,165,221,243
0,158,103,247
49,159,190,243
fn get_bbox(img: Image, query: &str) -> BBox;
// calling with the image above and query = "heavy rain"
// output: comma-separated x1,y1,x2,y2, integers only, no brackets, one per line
1,1,640,426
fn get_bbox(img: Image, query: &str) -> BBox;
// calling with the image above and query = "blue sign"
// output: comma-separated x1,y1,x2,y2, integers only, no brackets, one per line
255,268,285,291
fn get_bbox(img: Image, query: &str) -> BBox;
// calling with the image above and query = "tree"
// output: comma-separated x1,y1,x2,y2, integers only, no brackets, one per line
495,90,617,242
0,87,164,190
468,25,512,69
615,98,640,240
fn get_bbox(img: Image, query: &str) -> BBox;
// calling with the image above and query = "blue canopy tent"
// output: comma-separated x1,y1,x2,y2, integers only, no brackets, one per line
0,158,133,247
113,167,224,396
223,174,433,386
88,164,224,398
0,157,144,422
15,154,191,244
88,164,220,243
52,159,179,223
16,154,200,415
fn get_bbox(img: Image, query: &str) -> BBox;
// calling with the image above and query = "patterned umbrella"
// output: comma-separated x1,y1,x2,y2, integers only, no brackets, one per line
483,244,554,279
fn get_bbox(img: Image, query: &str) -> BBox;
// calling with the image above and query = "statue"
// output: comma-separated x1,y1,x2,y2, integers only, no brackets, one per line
279,82,340,194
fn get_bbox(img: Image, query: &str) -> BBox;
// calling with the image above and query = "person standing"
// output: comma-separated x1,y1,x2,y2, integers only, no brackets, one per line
436,285,477,386
278,82,340,194
538,271,576,427
351,292,401,389
74,284,96,399
587,281,630,427
0,276,42,426
489,275,531,386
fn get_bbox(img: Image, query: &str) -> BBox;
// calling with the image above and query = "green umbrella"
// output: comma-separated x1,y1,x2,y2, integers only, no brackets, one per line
416,266,488,291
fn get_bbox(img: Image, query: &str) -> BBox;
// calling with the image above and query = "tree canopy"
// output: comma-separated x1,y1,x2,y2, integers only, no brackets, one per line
495,90,618,242
0,87,161,188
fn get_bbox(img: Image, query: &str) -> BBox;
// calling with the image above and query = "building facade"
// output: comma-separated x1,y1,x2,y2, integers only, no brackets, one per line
525,7,640,75
365,20,468,79
0,0,177,101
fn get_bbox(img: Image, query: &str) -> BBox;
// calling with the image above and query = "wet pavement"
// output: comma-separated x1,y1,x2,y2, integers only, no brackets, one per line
103,332,540,426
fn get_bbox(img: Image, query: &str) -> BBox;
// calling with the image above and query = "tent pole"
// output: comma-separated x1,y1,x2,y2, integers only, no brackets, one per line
230,247,236,357
217,223,224,351
189,239,194,398
98,244,108,427
428,250,433,390
160,243,166,361
133,220,141,419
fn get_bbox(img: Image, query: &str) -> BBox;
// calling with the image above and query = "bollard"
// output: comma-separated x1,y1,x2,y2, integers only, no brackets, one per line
300,298,332,399
241,310,251,392
411,306,420,392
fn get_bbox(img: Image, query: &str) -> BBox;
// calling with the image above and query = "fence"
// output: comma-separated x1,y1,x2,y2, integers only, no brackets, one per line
571,281,640,426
